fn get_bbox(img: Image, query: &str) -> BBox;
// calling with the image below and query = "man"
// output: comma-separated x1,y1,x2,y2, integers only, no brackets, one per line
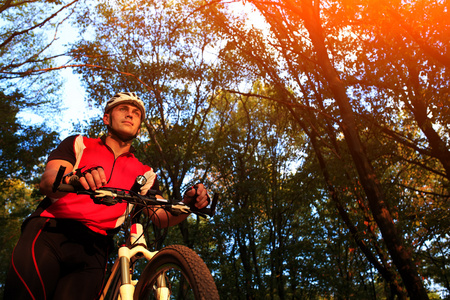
4,92,209,299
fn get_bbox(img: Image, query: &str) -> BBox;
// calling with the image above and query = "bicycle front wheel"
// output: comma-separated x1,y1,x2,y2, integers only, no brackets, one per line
133,245,219,300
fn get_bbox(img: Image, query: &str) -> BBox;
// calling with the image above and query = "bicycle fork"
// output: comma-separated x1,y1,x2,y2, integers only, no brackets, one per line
155,274,170,299
117,251,170,300
118,223,160,300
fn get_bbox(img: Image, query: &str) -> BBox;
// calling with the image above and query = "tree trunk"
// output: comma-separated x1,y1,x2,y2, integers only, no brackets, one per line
286,105,408,299
407,64,450,181
300,1,429,299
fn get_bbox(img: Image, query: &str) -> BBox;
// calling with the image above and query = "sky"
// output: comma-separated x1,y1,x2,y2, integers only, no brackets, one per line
58,69,100,137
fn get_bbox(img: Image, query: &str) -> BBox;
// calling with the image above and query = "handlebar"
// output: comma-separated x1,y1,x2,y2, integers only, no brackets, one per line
53,166,218,218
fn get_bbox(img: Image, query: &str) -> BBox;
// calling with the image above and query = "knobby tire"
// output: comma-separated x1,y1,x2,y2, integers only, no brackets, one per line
133,245,219,300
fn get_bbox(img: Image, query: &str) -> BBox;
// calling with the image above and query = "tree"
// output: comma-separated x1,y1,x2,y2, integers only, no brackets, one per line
0,178,40,296
0,90,59,182
0,90,59,295
0,0,83,119
0,0,79,293
0,0,80,78
3,0,447,298
205,0,449,298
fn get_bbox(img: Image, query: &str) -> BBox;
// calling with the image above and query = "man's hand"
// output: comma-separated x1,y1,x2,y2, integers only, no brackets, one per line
65,166,107,191
183,184,210,209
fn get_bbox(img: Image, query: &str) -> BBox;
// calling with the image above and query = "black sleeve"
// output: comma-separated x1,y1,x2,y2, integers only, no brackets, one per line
47,135,79,166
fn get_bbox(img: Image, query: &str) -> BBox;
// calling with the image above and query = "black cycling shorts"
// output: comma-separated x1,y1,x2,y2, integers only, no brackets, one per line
4,217,113,300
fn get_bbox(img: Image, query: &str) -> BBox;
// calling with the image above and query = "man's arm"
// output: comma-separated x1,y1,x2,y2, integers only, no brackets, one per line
150,184,210,228
39,159,74,198
40,159,107,198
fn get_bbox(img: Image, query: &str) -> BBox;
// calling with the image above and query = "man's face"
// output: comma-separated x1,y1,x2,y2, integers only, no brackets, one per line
103,103,142,139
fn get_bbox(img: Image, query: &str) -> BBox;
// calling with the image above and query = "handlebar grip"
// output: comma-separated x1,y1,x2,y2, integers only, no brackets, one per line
57,183,77,193
52,166,67,193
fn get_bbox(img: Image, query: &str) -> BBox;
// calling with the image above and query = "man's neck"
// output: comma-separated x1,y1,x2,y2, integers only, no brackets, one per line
104,133,132,158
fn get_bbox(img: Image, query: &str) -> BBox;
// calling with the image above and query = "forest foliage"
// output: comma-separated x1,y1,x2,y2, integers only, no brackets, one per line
1,0,449,299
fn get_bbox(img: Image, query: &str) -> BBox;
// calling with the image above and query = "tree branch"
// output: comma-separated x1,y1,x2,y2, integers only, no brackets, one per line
0,0,79,49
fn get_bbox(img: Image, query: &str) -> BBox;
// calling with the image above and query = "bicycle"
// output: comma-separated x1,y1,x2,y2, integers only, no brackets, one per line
52,166,220,300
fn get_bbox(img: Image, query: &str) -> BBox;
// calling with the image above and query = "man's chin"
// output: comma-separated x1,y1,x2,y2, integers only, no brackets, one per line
108,126,138,143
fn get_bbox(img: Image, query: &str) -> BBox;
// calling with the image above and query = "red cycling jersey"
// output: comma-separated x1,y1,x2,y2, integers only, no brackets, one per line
39,135,159,235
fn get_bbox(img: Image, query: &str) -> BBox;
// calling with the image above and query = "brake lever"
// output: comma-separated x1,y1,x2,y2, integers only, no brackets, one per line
95,189,117,198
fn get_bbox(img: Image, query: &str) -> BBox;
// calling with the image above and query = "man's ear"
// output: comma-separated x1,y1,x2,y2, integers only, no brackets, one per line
103,113,110,125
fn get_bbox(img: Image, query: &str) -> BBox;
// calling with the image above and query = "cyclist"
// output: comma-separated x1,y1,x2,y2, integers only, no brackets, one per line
4,92,210,300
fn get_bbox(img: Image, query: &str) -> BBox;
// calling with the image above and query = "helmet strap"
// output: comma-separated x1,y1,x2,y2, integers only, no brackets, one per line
106,125,138,143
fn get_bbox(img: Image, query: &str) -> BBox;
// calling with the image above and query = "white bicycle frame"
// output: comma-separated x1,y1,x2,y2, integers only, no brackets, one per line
99,223,169,300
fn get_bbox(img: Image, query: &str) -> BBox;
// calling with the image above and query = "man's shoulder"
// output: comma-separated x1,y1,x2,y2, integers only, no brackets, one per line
77,135,104,146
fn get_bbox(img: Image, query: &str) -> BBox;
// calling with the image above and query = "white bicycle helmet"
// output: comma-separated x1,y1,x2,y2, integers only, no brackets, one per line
105,92,146,120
